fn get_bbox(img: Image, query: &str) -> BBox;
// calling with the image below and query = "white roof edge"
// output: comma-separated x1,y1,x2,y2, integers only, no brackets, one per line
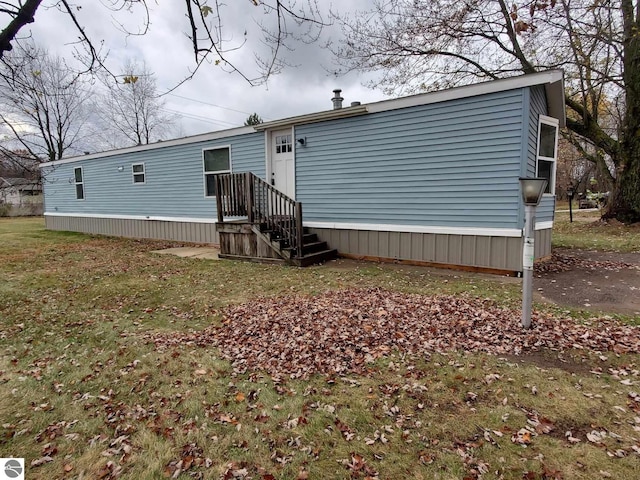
258,70,564,129
367,69,564,115
255,105,369,130
39,125,255,168
40,70,565,169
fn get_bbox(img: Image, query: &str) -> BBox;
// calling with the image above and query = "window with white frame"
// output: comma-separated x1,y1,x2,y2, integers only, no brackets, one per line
74,167,84,200
536,116,559,194
203,147,230,197
275,134,292,153
132,163,145,184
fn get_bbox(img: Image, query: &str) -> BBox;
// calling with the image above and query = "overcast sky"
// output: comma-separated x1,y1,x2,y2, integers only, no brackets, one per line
22,1,387,138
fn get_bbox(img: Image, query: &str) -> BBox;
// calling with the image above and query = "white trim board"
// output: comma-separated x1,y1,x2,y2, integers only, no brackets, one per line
44,213,554,236
44,212,218,224
304,221,553,237
535,221,554,231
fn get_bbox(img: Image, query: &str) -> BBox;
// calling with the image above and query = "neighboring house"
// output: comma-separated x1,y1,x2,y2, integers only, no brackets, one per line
40,70,565,274
0,177,43,215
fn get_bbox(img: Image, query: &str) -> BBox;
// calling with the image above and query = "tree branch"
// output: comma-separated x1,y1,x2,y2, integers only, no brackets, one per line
0,0,41,57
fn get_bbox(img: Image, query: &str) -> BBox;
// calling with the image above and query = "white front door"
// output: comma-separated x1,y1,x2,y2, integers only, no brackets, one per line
271,129,295,199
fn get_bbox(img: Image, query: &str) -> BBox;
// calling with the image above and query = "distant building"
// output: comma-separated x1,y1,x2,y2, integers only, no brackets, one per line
0,177,43,216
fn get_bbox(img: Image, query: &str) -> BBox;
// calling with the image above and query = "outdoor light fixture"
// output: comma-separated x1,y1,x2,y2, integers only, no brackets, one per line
117,166,124,172
519,177,548,329
519,177,547,206
297,137,306,146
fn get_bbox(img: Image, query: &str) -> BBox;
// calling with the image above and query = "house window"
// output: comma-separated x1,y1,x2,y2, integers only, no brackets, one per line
203,147,231,197
74,167,84,200
132,163,145,184
275,134,292,154
536,116,559,194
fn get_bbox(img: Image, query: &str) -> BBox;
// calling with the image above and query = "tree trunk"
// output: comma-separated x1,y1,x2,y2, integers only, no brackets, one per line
606,150,640,223
608,1,640,223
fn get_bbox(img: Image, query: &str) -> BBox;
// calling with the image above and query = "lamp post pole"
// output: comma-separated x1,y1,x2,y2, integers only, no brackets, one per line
521,204,536,329
519,177,548,330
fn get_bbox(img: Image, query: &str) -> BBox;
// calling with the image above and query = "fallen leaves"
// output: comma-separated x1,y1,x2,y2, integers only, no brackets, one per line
511,428,533,446
587,430,608,444
149,287,640,378
341,452,379,479
335,418,355,441
164,443,211,478
30,456,54,467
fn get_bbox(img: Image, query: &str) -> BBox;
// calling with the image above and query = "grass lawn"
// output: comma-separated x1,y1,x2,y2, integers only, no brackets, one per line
553,208,640,253
1,217,639,479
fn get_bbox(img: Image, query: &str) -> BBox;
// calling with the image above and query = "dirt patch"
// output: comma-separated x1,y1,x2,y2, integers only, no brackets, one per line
534,248,640,316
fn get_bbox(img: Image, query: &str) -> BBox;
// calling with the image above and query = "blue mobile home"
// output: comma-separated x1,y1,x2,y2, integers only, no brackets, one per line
41,70,565,273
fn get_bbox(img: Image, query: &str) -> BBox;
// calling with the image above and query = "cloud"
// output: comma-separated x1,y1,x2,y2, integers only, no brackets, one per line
19,1,387,138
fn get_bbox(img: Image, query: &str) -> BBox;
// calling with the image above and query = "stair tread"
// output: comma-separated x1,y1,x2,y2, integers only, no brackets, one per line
301,248,337,257
295,249,338,267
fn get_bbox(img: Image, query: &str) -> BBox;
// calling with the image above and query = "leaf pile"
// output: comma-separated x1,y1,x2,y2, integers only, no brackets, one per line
150,288,640,378
535,251,638,275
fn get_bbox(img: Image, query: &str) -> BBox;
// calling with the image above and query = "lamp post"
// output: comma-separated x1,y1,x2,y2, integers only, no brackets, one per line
519,177,548,329
567,187,574,223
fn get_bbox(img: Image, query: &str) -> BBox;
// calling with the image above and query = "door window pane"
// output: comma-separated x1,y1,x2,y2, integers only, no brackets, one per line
275,135,292,153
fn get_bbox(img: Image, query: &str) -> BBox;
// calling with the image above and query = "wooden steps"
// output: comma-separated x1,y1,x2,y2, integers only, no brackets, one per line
254,223,337,266
214,173,336,266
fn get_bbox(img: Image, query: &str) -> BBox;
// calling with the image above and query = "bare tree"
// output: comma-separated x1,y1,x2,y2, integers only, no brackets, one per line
334,0,640,223
0,1,326,86
97,60,177,148
0,41,92,170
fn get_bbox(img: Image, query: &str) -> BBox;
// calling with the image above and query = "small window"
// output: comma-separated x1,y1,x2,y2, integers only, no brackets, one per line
536,116,559,194
74,167,84,200
275,134,292,154
203,147,231,197
132,163,145,184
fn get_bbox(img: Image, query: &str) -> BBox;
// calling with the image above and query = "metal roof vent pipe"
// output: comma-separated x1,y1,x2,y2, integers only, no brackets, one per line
332,89,343,110
350,101,361,107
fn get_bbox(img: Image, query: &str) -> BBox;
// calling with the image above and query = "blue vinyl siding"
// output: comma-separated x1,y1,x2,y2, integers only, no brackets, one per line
528,85,555,224
295,90,527,229
537,196,555,222
528,85,547,176
42,132,264,218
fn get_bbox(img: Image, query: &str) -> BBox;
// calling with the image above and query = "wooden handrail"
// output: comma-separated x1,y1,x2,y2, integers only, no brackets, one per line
214,172,304,259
